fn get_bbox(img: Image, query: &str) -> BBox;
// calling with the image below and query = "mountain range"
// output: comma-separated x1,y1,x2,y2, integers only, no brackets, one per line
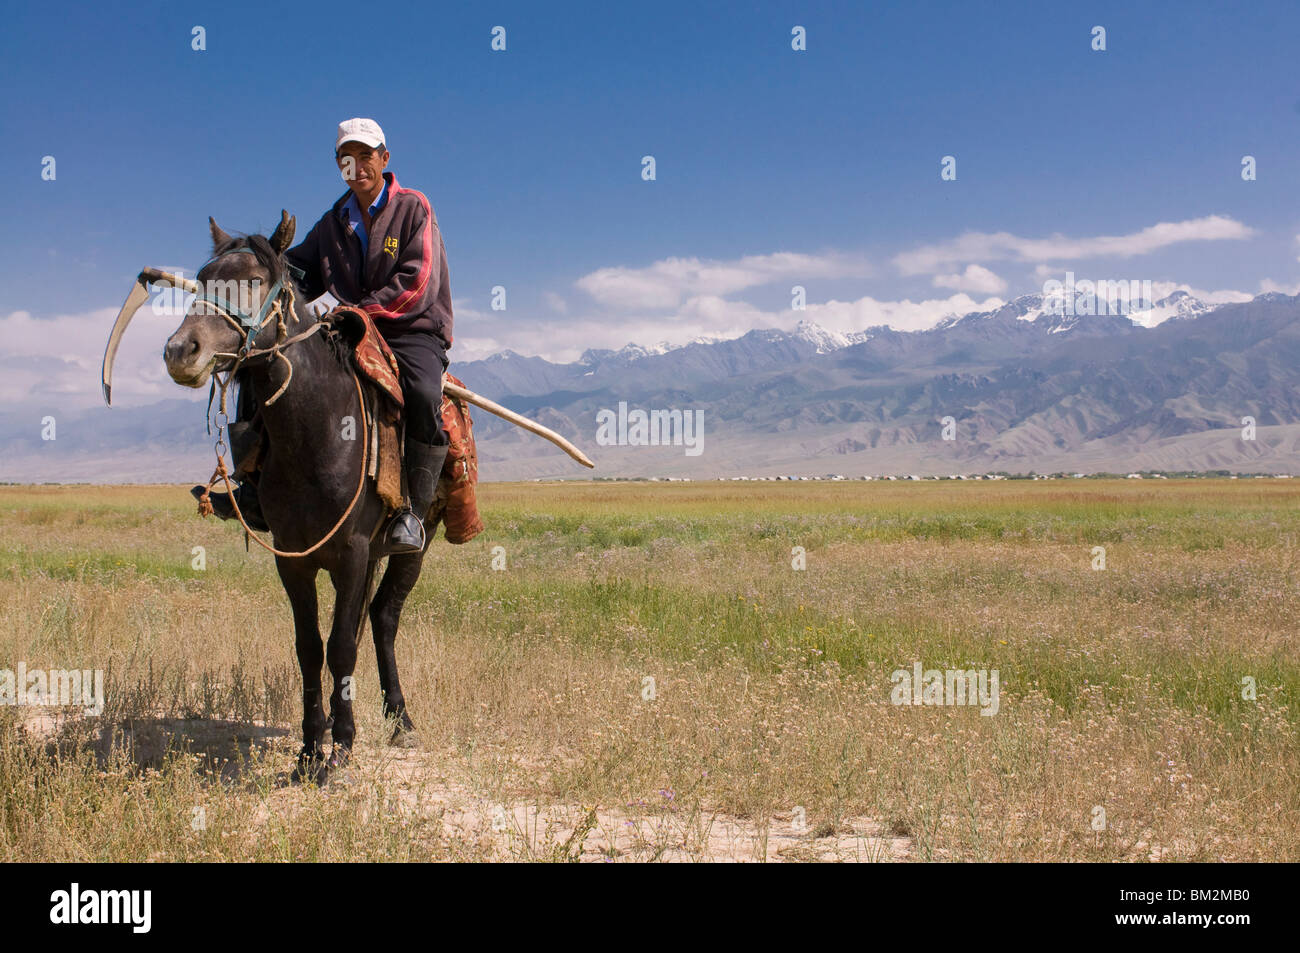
451,289,1300,479
4,289,1299,482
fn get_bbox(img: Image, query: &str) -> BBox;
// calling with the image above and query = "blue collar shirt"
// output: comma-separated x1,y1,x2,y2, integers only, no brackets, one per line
339,180,389,256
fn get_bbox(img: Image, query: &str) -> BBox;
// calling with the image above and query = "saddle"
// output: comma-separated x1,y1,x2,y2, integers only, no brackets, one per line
323,306,484,544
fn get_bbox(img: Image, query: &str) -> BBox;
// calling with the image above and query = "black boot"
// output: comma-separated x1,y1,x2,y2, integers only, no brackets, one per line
192,480,270,532
378,439,448,555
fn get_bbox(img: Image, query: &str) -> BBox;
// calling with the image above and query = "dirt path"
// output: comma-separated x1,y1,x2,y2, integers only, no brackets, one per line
22,709,911,861
326,743,913,862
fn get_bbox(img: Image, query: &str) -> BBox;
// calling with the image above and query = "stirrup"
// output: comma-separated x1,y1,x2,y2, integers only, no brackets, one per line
377,508,426,555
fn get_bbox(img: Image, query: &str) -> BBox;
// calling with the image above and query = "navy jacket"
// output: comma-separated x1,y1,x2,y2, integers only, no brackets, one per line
287,171,453,349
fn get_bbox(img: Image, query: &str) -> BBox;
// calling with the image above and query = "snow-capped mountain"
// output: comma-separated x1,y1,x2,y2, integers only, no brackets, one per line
567,320,871,369
1127,290,1216,328
577,334,727,367
938,289,1211,334
475,289,1222,393
489,290,1213,375
790,319,873,353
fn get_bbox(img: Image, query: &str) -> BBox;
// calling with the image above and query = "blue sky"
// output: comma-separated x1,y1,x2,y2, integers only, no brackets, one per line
5,0,1300,403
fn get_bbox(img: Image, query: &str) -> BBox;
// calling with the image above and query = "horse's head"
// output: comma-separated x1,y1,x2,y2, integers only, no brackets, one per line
163,212,297,388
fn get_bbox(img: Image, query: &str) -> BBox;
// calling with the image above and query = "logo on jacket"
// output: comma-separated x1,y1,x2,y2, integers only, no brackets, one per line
383,236,399,258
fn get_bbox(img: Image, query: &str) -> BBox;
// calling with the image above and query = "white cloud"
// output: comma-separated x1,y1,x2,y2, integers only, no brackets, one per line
1258,278,1300,296
451,290,1006,363
804,293,1005,334
575,251,871,310
932,264,1007,294
1141,280,1252,305
894,216,1255,275
457,299,766,364
451,337,512,362
0,302,203,409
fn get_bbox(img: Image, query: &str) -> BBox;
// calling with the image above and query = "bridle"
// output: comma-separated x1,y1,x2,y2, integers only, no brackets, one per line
192,244,372,559
193,245,319,407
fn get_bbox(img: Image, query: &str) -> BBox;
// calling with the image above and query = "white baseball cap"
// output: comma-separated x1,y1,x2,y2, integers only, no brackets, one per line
335,117,386,152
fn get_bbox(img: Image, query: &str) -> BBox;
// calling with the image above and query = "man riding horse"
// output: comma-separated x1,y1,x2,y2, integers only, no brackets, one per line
201,117,452,555
96,122,592,781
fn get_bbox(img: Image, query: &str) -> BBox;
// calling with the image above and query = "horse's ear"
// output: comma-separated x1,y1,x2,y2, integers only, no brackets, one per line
209,217,233,253
269,210,296,254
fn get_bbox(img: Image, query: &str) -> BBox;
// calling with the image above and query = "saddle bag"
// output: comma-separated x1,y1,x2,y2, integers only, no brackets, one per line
434,372,485,544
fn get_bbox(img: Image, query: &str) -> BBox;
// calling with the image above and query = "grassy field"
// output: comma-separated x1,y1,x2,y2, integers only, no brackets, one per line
1,479,1297,861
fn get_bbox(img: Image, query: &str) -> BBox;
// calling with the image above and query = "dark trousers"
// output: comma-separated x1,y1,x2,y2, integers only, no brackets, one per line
383,330,450,447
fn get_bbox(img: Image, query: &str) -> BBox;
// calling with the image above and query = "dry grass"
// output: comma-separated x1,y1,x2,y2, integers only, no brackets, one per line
0,479,1296,861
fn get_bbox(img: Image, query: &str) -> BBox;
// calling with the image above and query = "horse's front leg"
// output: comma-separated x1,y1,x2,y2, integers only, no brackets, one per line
276,557,326,782
323,542,372,772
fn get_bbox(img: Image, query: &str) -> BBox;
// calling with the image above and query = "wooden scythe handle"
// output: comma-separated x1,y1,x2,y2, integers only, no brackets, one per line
442,377,595,469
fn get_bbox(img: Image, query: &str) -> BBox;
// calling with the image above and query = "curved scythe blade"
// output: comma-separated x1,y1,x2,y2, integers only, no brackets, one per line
102,268,200,406
102,273,150,406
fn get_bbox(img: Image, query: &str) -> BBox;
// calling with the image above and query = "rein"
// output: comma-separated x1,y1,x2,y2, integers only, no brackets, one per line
194,245,371,558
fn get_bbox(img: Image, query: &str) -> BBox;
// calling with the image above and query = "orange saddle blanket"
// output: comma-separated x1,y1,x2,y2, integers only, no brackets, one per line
334,305,403,412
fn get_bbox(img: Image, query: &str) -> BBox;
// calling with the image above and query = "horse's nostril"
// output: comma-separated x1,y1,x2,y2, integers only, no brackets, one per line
165,334,200,365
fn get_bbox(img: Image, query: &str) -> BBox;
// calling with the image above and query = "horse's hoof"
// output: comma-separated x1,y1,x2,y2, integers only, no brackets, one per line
317,746,354,785
389,725,421,749
290,750,328,786
290,764,327,786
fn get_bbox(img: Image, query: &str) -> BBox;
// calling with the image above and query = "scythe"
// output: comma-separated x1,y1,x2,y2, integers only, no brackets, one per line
101,270,596,469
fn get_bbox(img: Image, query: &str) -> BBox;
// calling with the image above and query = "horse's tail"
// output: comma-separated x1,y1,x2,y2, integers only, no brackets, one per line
357,558,382,645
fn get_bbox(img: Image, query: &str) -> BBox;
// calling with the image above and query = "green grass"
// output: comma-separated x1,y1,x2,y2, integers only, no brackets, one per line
0,479,1297,861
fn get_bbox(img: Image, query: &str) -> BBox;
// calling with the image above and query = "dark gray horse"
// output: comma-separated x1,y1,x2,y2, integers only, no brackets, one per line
163,213,427,783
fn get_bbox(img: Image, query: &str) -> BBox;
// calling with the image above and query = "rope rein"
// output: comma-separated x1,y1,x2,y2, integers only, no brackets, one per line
194,263,372,558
